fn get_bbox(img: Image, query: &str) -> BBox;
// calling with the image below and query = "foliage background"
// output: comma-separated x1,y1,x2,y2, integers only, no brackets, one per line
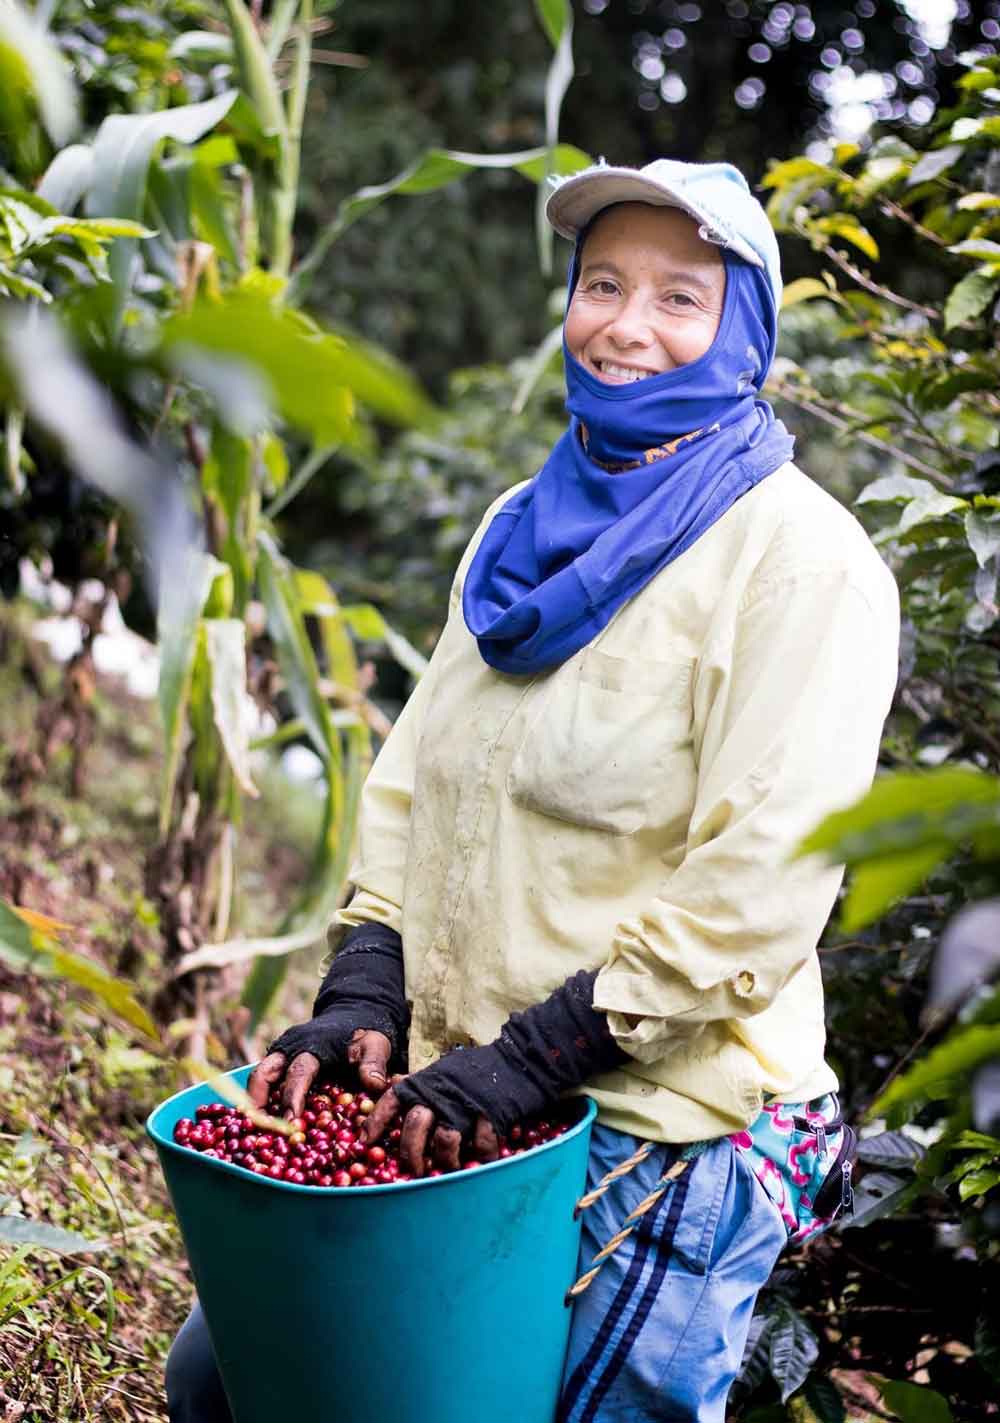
3,1,1000,1420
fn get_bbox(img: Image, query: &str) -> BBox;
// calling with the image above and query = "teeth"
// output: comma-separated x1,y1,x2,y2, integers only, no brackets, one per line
599,362,651,382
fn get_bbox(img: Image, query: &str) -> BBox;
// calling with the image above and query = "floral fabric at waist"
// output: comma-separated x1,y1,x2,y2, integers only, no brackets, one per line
729,1093,857,1245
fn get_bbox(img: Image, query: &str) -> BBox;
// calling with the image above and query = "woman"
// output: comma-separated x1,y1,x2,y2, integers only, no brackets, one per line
167,159,900,1422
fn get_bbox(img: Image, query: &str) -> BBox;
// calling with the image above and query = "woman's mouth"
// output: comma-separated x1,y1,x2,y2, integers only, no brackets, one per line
593,360,658,384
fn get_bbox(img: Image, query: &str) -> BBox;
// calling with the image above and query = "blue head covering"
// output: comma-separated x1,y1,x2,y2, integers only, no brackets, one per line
462,165,794,677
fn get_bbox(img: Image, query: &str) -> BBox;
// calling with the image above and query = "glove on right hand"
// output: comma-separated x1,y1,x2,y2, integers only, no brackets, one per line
265,922,409,1072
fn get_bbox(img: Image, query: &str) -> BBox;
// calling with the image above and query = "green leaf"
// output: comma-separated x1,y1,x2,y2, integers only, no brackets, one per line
843,1171,915,1227
157,551,227,834
84,90,238,314
0,1217,107,1256
856,1130,924,1169
45,945,158,1038
36,143,93,212
762,157,840,190
797,767,1000,860
534,0,570,48
203,618,258,797
958,191,1000,210
875,1378,953,1423
957,1166,1000,1200
966,509,1000,567
873,1023,1000,1117
804,1377,846,1423
0,260,50,302
341,604,429,678
781,277,838,309
840,842,949,931
164,292,434,440
906,145,963,186
947,237,1000,263
857,473,941,505
944,267,1000,330
815,214,879,261
257,534,335,766
768,1307,819,1403
0,0,78,149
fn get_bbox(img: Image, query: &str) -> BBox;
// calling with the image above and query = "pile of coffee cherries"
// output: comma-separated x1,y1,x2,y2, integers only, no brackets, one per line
172,1080,572,1188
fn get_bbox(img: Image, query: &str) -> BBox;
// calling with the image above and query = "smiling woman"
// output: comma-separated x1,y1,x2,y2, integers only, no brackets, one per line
565,204,726,380
167,159,901,1423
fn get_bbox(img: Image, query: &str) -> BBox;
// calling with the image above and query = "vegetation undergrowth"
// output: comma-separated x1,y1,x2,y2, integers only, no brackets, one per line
0,606,321,1421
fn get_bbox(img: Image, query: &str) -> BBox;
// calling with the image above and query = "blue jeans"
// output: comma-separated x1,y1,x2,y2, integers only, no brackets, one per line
166,1124,786,1422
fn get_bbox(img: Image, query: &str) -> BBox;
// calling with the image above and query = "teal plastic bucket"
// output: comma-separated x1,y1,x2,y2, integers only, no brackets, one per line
147,1066,596,1423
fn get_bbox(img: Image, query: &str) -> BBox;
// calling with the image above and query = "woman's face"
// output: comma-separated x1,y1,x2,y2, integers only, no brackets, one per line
564,202,726,385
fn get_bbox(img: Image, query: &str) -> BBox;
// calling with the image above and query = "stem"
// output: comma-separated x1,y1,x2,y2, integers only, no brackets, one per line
262,443,335,518
271,0,312,279
818,240,939,319
768,377,954,486
4,405,25,495
266,0,298,58
878,196,949,248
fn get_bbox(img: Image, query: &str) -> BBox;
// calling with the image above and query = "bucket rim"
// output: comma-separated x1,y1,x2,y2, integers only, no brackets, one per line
147,1064,597,1197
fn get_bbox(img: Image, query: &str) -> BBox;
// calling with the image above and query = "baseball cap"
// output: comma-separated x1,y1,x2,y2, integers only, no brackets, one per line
545,158,783,310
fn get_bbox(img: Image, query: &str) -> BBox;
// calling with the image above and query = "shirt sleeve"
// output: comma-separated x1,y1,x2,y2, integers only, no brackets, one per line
332,484,527,945
592,562,900,1064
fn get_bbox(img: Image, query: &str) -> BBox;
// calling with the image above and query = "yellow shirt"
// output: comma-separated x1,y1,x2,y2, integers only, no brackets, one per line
334,463,900,1142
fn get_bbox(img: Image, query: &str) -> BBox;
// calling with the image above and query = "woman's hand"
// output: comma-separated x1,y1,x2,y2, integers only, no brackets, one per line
362,1079,500,1176
248,1027,392,1118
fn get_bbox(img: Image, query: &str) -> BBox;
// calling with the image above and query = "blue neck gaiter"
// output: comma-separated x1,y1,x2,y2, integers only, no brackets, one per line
462,249,795,677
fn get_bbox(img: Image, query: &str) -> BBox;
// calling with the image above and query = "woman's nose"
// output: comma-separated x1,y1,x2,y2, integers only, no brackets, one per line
605,294,654,346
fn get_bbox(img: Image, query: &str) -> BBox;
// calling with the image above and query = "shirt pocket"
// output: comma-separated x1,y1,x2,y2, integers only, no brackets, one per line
505,648,695,835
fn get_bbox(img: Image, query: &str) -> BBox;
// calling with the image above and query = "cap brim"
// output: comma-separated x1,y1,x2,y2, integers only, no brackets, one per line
545,168,696,241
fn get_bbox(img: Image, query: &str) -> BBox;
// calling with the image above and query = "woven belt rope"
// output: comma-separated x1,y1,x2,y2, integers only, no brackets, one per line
564,1143,694,1304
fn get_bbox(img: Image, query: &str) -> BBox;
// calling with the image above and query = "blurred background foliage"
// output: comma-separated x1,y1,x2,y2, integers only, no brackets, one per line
3,0,1000,1419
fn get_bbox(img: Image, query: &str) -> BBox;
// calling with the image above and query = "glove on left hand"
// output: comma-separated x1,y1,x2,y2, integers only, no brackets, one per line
392,968,627,1137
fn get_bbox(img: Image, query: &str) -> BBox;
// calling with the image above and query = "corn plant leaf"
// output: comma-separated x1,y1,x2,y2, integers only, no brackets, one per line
290,143,591,300
0,1217,107,1255
0,0,78,148
535,0,575,275
257,533,335,766
203,618,258,797
157,551,227,833
162,292,363,444
37,143,94,213
84,89,237,313
341,604,428,678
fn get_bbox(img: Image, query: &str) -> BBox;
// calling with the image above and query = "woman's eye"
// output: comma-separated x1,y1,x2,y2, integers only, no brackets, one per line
666,292,696,308
590,280,618,295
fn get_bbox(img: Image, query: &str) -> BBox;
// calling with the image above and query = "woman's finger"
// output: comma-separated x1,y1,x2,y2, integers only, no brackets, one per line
246,1052,287,1108
431,1124,463,1172
399,1105,436,1177
472,1116,500,1162
280,1052,320,1119
361,1086,401,1146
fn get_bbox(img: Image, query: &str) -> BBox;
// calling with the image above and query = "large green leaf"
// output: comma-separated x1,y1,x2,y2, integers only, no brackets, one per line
203,618,258,797
290,143,591,300
535,0,576,275
840,842,950,931
163,292,433,440
873,1023,1000,1117
157,551,226,833
797,767,1000,861
83,89,237,311
37,143,93,212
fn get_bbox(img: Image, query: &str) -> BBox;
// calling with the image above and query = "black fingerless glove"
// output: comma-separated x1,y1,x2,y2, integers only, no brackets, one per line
266,922,409,1071
392,968,627,1136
